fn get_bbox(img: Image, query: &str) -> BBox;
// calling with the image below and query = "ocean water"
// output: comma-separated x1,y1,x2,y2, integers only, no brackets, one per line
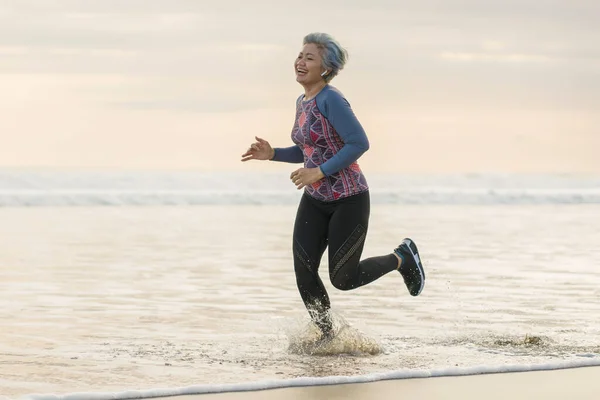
1,171,600,398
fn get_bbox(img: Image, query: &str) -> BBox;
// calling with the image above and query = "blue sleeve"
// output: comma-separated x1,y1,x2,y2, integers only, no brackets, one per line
317,89,369,176
271,145,304,163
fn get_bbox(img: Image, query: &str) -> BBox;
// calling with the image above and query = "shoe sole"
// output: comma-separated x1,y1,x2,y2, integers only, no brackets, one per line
403,238,425,296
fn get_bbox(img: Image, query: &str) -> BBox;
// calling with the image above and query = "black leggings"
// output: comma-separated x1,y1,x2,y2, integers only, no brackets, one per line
292,191,398,335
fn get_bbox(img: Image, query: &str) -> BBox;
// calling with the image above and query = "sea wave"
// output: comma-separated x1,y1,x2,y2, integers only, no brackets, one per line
0,188,599,206
0,171,598,206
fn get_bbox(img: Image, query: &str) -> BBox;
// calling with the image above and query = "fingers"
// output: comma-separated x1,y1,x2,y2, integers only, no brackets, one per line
241,146,256,156
241,136,271,163
241,141,261,162
293,176,305,189
290,169,304,189
241,146,256,162
241,151,255,162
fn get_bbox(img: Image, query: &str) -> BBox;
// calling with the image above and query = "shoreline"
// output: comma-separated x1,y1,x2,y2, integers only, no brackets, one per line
24,361,600,400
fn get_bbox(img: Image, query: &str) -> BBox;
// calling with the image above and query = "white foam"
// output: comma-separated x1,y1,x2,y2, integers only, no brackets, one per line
282,310,382,356
21,358,600,400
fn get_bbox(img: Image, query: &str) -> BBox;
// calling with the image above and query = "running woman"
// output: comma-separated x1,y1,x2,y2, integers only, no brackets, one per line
241,32,425,339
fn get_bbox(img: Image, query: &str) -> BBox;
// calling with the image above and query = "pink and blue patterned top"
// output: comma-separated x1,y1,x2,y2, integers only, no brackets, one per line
272,85,370,202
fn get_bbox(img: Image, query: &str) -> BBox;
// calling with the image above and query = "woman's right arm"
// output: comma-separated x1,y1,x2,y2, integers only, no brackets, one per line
241,137,304,163
270,145,304,163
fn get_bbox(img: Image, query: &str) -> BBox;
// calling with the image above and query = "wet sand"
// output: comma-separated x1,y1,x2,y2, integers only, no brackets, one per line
162,366,600,400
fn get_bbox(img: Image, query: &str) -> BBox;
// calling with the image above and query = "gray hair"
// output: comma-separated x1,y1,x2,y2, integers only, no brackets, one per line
303,32,348,83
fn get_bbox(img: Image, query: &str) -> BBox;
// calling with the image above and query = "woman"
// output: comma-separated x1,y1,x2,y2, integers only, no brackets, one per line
241,32,425,339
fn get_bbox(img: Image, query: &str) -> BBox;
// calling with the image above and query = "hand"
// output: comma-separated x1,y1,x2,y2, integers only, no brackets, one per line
290,167,325,190
241,136,274,162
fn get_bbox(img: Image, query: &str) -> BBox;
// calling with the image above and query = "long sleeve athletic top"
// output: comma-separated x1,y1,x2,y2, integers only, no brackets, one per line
271,85,370,202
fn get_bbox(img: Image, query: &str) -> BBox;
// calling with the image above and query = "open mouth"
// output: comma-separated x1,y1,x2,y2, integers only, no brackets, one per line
296,68,308,76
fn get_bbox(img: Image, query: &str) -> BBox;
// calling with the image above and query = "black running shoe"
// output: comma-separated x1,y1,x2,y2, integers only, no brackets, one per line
394,238,425,296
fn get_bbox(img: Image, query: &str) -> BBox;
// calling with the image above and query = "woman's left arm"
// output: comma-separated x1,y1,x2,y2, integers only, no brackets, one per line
318,90,370,177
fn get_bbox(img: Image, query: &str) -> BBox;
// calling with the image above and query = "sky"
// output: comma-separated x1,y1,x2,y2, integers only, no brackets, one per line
1,0,599,174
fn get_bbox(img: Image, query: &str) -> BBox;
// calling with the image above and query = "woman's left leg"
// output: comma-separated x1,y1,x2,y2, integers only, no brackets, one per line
327,191,399,290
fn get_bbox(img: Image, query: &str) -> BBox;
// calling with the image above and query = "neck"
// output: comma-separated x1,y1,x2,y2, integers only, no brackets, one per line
303,81,327,100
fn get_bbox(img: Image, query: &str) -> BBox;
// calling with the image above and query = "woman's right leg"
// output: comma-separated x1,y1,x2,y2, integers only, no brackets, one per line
292,193,332,337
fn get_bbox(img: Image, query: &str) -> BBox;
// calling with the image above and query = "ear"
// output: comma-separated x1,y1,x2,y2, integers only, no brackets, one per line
320,70,329,77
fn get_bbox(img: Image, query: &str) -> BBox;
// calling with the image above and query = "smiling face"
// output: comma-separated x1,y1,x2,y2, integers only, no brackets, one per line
294,43,327,85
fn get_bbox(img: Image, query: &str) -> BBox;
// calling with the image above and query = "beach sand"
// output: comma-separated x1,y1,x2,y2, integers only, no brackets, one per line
154,366,600,400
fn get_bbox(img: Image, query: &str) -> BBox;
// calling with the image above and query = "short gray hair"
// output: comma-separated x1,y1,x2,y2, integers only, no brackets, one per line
303,32,348,83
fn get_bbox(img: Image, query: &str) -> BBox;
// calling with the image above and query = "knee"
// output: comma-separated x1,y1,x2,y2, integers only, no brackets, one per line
331,275,354,291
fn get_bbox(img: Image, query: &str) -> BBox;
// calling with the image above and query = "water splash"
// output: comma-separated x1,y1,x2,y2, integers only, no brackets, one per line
281,309,382,356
